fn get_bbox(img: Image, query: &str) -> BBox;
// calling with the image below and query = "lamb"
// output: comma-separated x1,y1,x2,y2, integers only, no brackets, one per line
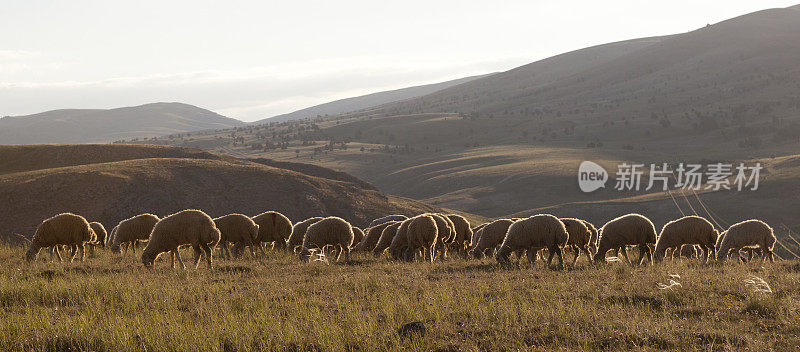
406,215,439,262
495,214,568,268
352,226,365,249
141,209,220,269
357,221,397,252
594,214,657,265
654,216,718,263
372,220,402,257
388,219,413,261
369,215,408,228
286,217,324,252
89,222,107,248
25,213,94,262
560,218,594,264
715,219,776,263
252,211,293,251
446,214,473,256
298,217,354,263
110,213,160,255
213,214,260,259
470,219,514,259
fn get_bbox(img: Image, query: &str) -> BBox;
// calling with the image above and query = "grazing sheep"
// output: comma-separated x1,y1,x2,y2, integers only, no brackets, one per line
89,222,107,248
372,221,402,257
495,214,569,267
369,215,408,228
141,209,220,269
105,225,118,248
716,219,776,263
471,223,489,246
287,217,324,252
446,214,473,256
299,217,354,263
495,215,568,268
213,214,260,259
580,220,599,254
594,214,657,265
388,219,413,261
252,211,293,251
470,219,514,259
427,213,455,259
654,216,718,263
407,215,439,262
561,218,594,264
355,221,396,252
25,213,93,262
352,226,365,248
110,213,160,255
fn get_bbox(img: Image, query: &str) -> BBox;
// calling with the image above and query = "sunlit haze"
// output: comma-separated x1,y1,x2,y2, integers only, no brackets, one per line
2,0,797,121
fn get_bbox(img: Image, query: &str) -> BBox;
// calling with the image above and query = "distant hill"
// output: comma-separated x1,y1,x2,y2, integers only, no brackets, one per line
254,74,491,124
0,144,466,242
0,102,244,145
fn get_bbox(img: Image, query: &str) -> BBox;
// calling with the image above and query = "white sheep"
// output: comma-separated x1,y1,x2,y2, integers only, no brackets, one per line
213,214,260,259
495,214,569,268
470,219,514,259
594,214,657,265
141,209,220,269
654,216,718,263
25,213,93,262
299,217,354,263
110,213,160,255
716,219,776,263
407,215,439,262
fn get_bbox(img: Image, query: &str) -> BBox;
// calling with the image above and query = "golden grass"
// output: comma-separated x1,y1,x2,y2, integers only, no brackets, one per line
2,245,800,351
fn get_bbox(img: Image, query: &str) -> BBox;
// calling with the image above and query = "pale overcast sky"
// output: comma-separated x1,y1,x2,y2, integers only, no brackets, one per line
2,0,797,121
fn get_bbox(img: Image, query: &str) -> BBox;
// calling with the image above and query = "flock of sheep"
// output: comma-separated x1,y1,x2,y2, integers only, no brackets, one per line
22,209,778,269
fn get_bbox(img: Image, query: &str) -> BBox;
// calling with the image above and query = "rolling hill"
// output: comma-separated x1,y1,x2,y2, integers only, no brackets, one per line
254,74,491,124
0,102,244,145
0,144,483,243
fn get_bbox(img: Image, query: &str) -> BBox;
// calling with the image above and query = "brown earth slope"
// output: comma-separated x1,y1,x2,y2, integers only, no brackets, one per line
0,145,473,243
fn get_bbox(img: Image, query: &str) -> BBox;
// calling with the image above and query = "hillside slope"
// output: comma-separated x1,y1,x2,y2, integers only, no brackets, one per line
255,74,491,124
0,145,468,241
0,102,243,144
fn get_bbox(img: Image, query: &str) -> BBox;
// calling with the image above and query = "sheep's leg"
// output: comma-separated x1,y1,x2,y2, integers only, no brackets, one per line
637,244,648,265
571,245,580,265
526,249,537,264
580,246,593,263
174,248,187,270
192,245,202,269
734,248,745,263
54,246,63,262
78,244,85,262
200,242,213,269
258,242,267,257
619,247,631,264
343,246,351,263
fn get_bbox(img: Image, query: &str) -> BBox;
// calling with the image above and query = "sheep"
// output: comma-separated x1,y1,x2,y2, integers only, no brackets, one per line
427,213,455,259
369,215,408,228
580,220,599,254
298,217,354,263
561,218,594,264
407,215,439,262
471,223,489,246
25,213,93,262
141,209,220,269
89,222,107,248
110,213,160,255
286,217,324,252
495,214,568,268
352,226,365,249
106,225,118,248
388,219,413,261
716,219,776,263
654,216,718,263
470,219,514,259
594,214,657,265
356,221,396,252
372,220,402,257
252,211,293,252
213,214,260,259
446,214,473,257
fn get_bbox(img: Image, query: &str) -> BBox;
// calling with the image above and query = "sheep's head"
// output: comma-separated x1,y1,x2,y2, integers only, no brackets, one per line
250,224,260,242
110,243,122,254
299,247,315,262
653,249,666,263
141,252,156,268
24,246,39,262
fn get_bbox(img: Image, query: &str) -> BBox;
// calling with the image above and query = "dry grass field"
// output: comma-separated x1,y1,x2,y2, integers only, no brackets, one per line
2,246,800,351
